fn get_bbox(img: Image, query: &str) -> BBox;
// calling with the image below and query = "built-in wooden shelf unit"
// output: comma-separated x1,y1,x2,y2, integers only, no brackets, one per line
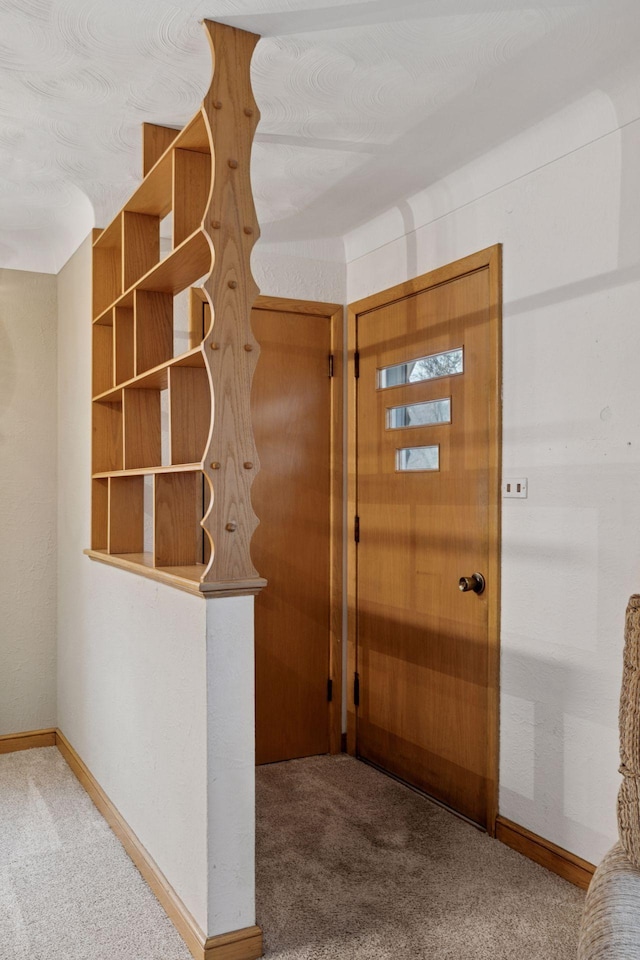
86,20,267,599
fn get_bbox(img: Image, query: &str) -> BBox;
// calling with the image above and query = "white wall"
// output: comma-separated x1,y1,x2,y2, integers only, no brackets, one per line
345,93,640,866
56,237,209,930
55,233,344,935
254,239,346,304
0,268,57,734
205,597,256,936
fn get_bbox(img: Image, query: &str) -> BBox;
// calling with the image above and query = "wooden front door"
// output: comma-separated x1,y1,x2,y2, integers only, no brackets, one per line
351,247,501,829
252,298,342,765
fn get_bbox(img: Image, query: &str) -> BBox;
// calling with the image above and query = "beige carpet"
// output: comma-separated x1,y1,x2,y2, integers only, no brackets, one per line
0,747,584,959
0,747,191,960
256,755,584,959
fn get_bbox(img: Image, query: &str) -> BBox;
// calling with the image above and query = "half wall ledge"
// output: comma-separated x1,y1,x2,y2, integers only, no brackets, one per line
84,549,267,599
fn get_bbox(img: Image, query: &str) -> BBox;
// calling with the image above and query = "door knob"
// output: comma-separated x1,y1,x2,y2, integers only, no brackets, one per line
458,573,485,595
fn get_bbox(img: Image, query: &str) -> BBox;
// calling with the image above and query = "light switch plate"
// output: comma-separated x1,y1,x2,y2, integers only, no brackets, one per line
503,478,528,498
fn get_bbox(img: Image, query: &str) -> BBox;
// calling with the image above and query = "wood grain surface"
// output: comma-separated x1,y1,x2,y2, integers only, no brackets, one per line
350,246,502,829
90,21,265,597
142,122,180,177
496,816,595,889
252,307,332,763
199,21,265,590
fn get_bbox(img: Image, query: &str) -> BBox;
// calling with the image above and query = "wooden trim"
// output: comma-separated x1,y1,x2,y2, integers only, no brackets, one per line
349,245,501,316
56,730,206,958
84,549,266,599
93,463,202,480
346,304,358,757
485,243,502,836
198,578,267,598
253,294,343,317
0,728,56,754
329,306,344,755
253,295,344,757
203,926,263,960
56,729,263,960
495,815,595,890
347,245,503,828
85,548,205,597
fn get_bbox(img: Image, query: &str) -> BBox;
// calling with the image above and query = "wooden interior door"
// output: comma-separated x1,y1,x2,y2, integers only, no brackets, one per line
251,299,341,765
352,247,501,828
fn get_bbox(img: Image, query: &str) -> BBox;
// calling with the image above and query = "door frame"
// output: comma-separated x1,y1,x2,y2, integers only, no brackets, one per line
345,245,502,834
252,295,344,756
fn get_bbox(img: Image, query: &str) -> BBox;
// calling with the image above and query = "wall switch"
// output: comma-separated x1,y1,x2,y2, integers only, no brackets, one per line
503,478,528,498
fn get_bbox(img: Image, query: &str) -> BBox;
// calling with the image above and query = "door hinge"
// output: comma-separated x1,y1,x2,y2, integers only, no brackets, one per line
354,672,360,708
354,350,360,379
327,678,333,702
328,354,334,378
354,515,360,543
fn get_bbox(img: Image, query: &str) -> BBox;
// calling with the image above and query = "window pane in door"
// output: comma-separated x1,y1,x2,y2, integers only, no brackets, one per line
378,348,463,389
396,445,440,472
387,398,451,429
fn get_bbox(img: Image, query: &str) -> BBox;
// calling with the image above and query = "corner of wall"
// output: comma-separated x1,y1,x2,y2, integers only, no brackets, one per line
0,266,58,734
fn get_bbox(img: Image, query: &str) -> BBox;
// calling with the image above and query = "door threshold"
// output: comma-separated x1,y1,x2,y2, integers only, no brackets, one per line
356,756,485,833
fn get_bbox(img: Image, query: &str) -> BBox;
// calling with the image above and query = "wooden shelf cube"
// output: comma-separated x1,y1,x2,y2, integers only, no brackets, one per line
169,367,210,465
154,471,203,567
92,398,123,473
143,122,180,177
122,211,160,290
92,317,114,397
93,218,122,319
135,290,173,375
188,289,208,348
109,476,144,554
123,388,162,470
173,148,211,247
91,478,109,550
114,306,135,385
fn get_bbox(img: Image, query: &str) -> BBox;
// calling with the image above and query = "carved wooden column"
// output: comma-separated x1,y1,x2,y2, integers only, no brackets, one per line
200,20,266,597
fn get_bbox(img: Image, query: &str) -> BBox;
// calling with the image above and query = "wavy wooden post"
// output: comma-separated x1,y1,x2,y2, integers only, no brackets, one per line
199,20,266,597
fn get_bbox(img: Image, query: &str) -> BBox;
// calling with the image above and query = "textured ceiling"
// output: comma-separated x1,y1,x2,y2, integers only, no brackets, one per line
1,0,640,272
